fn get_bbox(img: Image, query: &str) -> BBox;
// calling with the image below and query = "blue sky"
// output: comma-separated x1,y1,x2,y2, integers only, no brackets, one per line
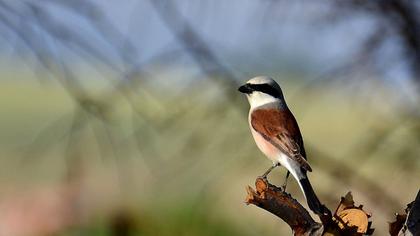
0,0,415,91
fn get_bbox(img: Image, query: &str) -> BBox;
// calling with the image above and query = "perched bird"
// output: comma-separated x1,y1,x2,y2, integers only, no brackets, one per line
238,76,327,215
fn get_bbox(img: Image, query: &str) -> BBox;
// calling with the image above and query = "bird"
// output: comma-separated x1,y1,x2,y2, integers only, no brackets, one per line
238,75,327,215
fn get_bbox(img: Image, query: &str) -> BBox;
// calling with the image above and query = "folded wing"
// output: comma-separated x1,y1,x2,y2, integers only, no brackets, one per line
251,108,312,172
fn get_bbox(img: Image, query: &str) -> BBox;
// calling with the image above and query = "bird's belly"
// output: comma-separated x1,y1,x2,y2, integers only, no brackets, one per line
251,129,279,162
250,128,304,180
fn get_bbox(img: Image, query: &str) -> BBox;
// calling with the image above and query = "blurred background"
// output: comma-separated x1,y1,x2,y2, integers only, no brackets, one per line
0,1,419,235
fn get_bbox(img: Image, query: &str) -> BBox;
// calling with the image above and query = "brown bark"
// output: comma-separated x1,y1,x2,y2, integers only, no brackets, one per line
245,177,323,235
245,177,374,236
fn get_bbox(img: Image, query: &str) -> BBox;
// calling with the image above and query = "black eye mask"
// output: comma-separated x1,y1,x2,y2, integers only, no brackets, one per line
247,83,283,99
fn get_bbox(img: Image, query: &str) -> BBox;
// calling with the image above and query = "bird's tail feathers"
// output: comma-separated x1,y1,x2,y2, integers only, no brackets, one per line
298,177,329,216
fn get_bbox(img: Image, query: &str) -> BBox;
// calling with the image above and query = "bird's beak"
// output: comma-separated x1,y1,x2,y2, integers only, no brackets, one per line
238,84,252,94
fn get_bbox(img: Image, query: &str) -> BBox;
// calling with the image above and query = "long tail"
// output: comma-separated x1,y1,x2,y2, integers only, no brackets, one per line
298,177,326,215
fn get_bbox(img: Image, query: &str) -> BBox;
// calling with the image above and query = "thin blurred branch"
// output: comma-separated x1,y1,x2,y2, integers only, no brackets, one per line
1,3,418,235
149,0,243,104
335,0,420,88
307,144,402,211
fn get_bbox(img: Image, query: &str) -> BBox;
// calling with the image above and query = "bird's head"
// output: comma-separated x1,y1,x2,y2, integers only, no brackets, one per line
238,76,285,108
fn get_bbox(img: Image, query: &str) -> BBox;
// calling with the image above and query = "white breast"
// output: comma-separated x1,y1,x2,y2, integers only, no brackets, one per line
248,113,279,163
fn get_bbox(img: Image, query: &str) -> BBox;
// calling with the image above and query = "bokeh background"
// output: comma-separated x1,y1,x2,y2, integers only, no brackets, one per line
0,1,419,235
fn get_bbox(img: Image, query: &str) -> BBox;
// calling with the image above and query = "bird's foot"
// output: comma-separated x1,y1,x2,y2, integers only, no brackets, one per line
281,183,287,192
258,174,269,180
260,164,277,179
281,171,290,192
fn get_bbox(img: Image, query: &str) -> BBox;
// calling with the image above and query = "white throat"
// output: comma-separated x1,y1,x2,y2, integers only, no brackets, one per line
247,91,284,109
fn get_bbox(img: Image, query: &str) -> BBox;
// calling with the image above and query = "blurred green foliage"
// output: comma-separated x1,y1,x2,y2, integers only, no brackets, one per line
0,70,419,236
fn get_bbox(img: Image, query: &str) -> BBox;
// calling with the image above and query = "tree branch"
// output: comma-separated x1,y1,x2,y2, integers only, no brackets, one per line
245,177,374,236
245,177,323,235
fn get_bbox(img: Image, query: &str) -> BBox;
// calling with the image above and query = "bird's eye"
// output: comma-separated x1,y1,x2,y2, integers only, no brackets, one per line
238,84,253,94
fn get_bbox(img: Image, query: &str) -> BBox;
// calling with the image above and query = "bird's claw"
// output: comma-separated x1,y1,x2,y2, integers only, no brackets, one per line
258,174,268,180
281,184,287,192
